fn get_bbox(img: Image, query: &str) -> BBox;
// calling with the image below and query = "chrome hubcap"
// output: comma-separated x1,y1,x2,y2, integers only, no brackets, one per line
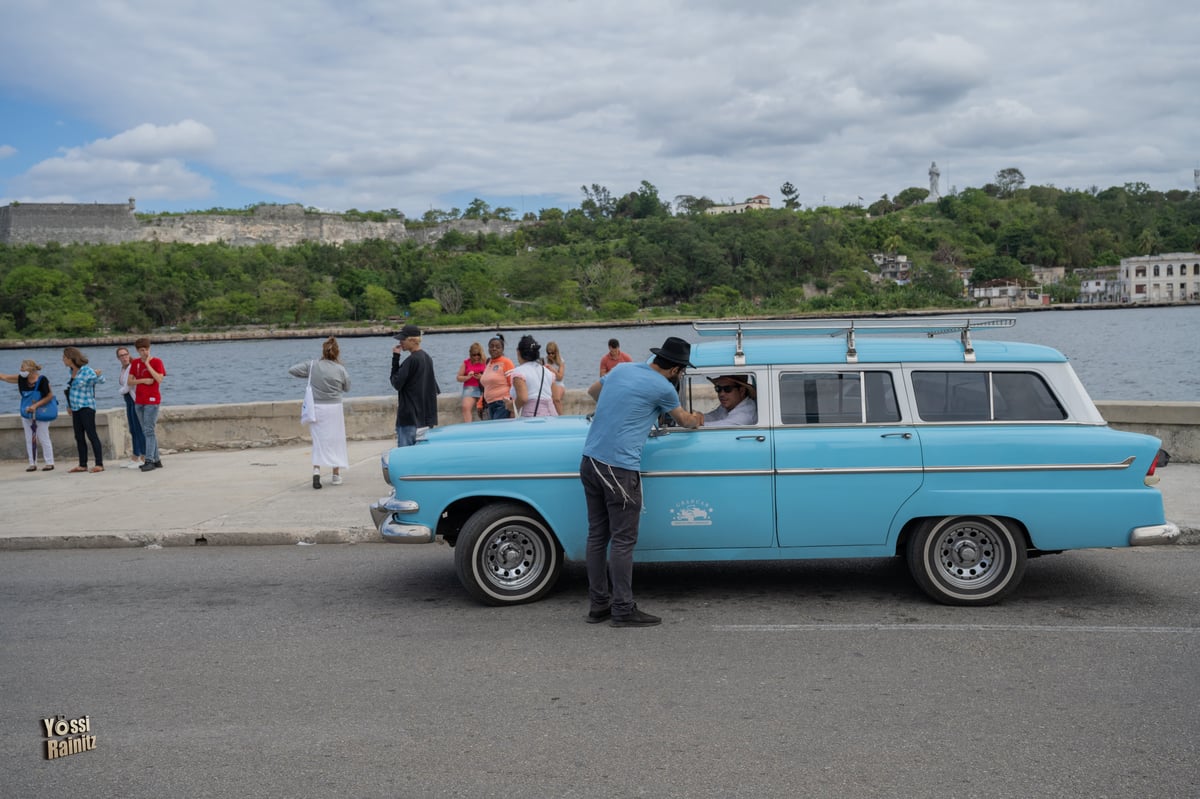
482,525,547,591
934,523,1004,588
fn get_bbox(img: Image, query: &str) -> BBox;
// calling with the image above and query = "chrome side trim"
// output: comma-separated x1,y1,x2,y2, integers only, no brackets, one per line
1130,522,1180,546
924,457,1135,474
777,466,924,476
396,457,1137,482
403,470,778,480
399,472,582,482
645,469,776,478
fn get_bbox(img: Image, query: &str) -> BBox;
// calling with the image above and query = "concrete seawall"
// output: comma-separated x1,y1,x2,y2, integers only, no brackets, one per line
2,395,1198,463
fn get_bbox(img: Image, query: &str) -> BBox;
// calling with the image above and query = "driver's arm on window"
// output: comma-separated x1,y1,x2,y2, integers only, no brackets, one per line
668,406,702,428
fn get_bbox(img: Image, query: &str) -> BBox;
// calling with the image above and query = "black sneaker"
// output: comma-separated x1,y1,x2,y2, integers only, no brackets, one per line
140,462,157,472
153,460,163,468
609,605,661,628
585,606,611,624
312,474,322,489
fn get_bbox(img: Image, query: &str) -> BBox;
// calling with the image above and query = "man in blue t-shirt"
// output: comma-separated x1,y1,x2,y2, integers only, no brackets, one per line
580,336,703,628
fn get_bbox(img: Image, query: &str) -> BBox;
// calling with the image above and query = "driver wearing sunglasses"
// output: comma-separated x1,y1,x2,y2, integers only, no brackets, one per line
701,374,758,428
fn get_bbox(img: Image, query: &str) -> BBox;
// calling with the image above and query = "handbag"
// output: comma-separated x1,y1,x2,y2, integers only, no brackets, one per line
530,365,546,417
20,386,59,422
299,361,317,425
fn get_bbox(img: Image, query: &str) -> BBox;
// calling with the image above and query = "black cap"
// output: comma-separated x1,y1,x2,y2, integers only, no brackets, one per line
393,324,421,340
649,336,693,368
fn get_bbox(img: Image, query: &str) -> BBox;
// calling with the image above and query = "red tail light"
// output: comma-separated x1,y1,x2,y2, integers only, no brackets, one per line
1146,449,1170,478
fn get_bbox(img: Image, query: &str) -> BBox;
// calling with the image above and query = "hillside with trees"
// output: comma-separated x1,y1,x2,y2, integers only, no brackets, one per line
1,172,1198,338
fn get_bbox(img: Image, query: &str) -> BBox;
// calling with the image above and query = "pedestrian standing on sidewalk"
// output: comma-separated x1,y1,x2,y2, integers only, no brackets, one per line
479,333,514,420
544,341,567,415
580,336,702,627
455,342,486,423
290,336,351,489
598,338,632,377
63,346,106,473
0,359,56,471
390,324,439,446
115,346,147,469
128,337,167,472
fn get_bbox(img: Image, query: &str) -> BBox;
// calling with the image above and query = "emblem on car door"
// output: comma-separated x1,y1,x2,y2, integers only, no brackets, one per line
670,500,715,526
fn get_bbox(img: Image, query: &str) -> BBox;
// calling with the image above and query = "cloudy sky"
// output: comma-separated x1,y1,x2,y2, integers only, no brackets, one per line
1,1,1197,217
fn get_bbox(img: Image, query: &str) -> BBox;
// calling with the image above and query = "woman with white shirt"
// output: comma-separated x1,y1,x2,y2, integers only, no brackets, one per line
510,335,558,417
115,346,148,468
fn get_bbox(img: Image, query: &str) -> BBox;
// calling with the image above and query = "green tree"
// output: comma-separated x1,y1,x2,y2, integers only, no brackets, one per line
408,298,442,323
894,187,930,207
580,184,614,220
361,284,396,320
970,255,1028,284
463,198,492,220
995,168,1026,198
780,182,800,210
674,195,715,215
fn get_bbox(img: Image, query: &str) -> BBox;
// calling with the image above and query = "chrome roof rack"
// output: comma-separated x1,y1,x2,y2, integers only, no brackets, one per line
692,317,1016,364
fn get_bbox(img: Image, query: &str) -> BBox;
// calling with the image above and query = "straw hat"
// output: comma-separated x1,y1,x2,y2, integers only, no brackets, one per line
708,374,756,400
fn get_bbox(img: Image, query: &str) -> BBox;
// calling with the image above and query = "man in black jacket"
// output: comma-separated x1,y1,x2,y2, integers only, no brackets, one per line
390,324,439,446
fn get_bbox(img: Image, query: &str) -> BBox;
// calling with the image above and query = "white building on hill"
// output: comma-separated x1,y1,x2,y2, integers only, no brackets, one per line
706,195,771,215
1117,253,1200,303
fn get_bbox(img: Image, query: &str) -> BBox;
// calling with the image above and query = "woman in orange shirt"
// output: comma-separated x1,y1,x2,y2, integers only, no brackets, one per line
478,334,515,419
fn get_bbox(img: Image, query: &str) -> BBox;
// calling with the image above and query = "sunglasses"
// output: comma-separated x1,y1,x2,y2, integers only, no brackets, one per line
714,384,741,394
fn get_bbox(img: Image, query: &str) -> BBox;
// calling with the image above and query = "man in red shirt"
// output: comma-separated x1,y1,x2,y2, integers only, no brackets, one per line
598,338,632,377
128,337,167,471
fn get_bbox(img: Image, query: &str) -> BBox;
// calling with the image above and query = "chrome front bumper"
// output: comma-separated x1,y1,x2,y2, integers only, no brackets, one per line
369,496,434,544
1129,522,1180,546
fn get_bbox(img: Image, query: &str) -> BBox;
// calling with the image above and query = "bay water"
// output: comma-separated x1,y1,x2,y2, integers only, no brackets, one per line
2,306,1197,415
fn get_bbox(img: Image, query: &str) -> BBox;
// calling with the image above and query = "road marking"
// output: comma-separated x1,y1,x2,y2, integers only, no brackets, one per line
713,623,1200,634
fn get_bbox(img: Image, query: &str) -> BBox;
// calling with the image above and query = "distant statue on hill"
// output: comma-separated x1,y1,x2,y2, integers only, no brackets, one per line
926,162,941,203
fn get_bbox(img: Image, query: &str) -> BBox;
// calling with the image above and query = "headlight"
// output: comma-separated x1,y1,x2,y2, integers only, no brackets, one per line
379,451,392,487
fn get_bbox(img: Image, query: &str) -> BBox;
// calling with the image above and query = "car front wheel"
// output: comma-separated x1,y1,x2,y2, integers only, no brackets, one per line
906,515,1027,606
454,503,563,605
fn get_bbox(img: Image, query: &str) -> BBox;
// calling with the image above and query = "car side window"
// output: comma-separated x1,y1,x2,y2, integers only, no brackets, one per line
679,372,760,424
991,372,1067,420
912,371,1066,421
779,371,900,425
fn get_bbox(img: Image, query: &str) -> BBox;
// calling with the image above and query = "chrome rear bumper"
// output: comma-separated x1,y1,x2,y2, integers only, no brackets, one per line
1129,522,1180,546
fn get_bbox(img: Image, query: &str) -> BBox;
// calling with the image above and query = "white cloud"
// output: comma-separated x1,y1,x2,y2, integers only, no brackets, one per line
0,144,15,159
19,154,213,201
0,1,1197,212
84,120,216,163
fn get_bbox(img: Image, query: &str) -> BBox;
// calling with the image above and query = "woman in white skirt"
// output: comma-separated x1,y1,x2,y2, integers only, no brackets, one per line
289,337,351,489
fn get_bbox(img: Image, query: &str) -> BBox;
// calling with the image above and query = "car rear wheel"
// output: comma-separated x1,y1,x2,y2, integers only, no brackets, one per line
454,503,563,605
906,515,1027,606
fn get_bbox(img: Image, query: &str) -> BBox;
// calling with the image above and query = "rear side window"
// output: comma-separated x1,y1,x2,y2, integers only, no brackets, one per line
779,371,901,425
912,371,1066,422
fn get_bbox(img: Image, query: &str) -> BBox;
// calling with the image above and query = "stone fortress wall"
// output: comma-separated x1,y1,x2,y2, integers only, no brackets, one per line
0,200,520,247
0,199,140,245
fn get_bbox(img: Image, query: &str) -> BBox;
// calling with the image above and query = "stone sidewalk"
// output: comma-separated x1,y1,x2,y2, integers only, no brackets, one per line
0,440,1196,550
0,439,396,550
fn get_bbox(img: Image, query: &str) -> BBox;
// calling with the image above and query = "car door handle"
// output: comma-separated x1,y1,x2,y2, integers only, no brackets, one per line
880,432,912,439
736,435,766,442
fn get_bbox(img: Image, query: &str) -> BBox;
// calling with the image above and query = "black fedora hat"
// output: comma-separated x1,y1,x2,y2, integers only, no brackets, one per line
650,336,693,368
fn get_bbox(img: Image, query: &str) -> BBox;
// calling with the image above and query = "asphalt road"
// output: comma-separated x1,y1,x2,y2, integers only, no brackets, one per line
3,543,1198,799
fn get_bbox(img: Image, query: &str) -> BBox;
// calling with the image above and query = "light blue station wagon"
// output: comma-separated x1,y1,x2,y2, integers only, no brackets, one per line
370,318,1177,606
